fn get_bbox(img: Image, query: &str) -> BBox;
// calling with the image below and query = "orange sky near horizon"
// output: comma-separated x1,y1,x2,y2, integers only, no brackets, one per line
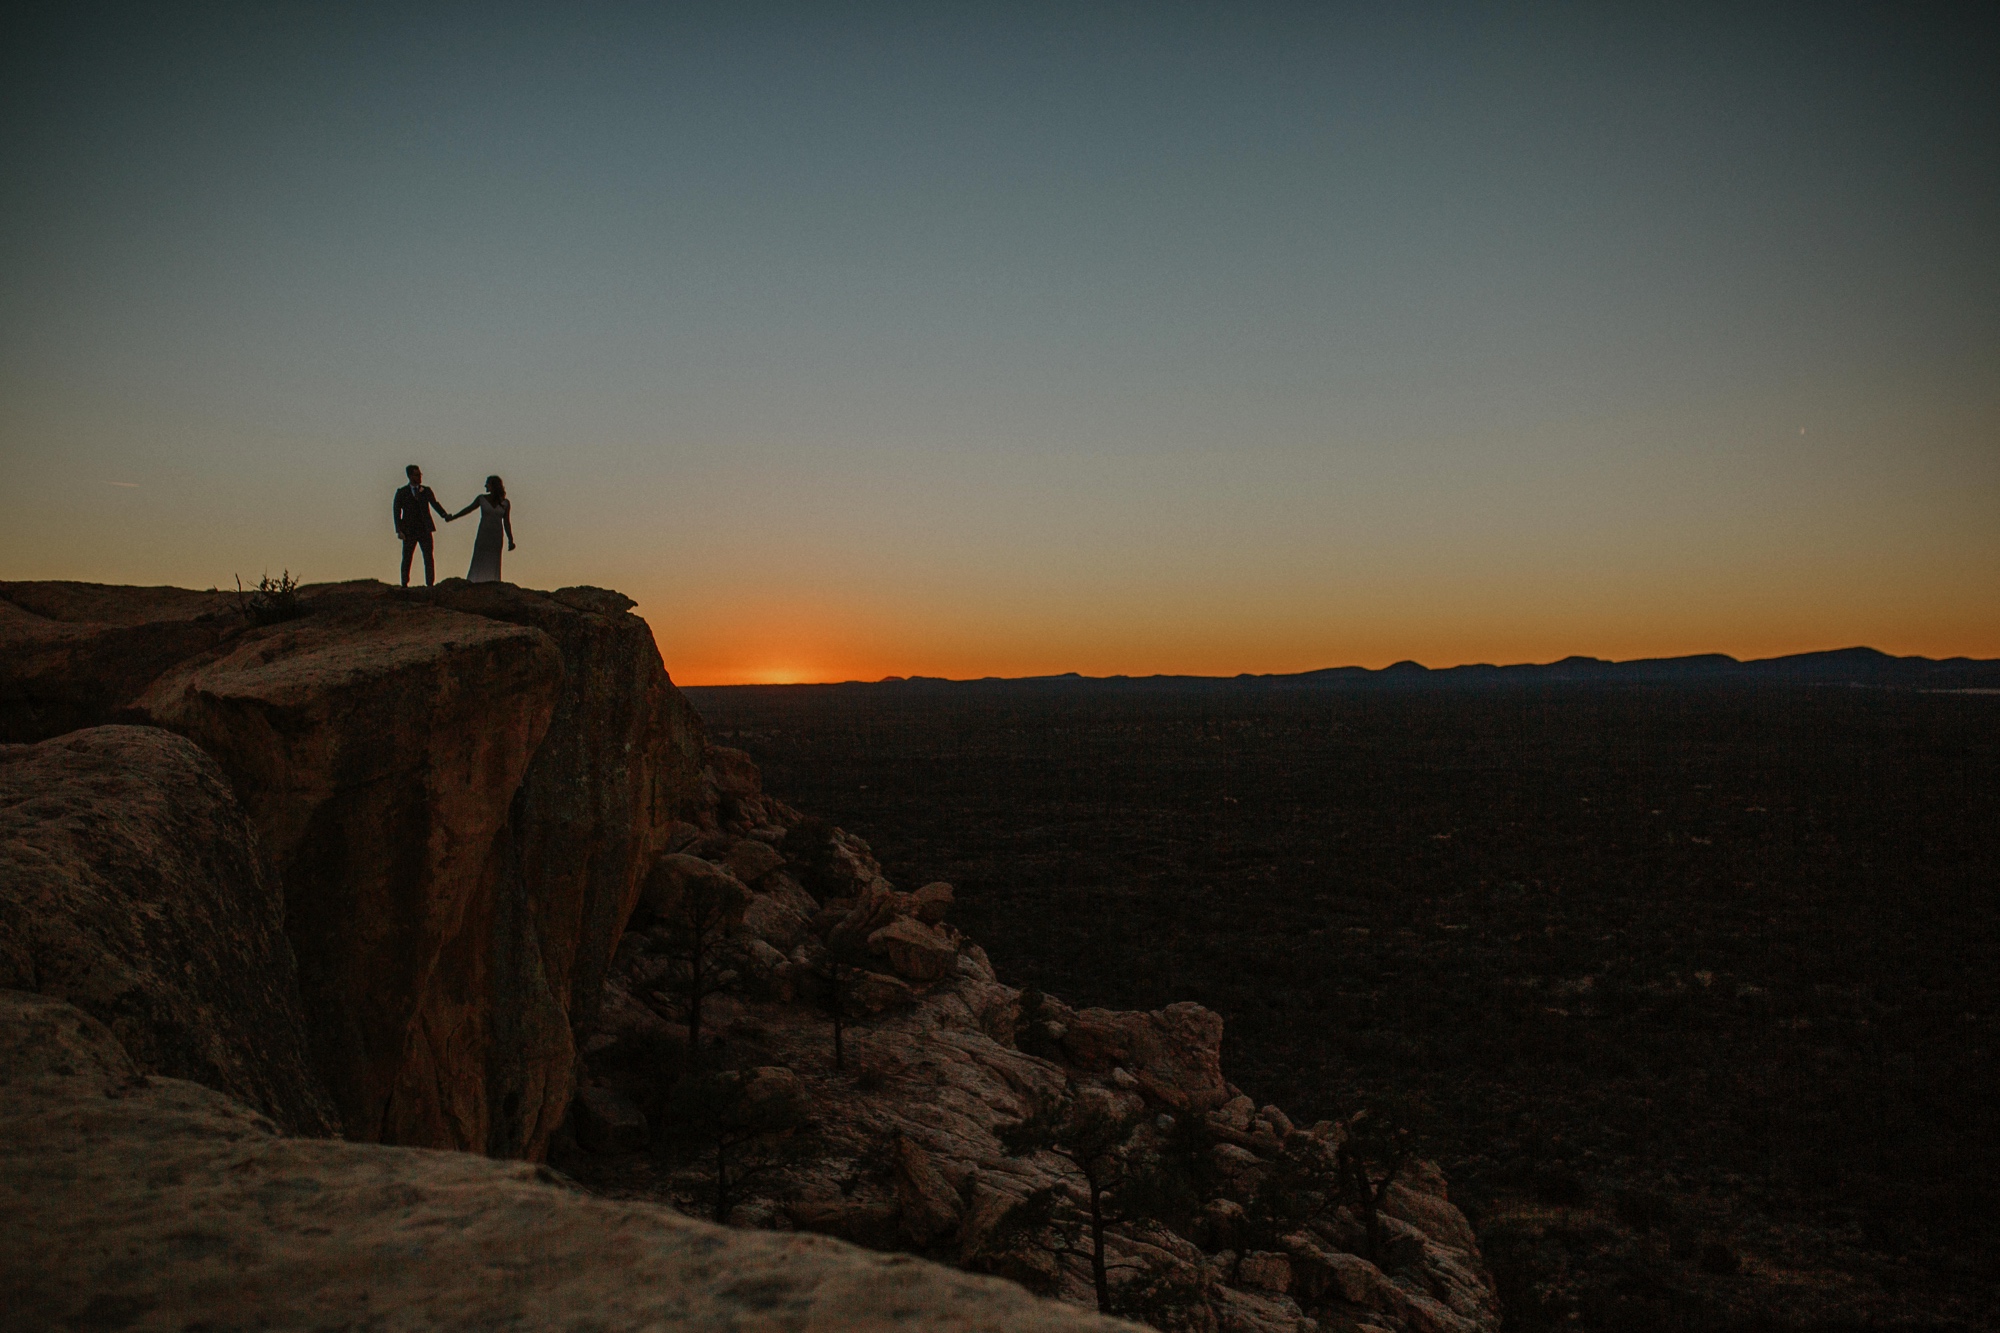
641,555,2000,686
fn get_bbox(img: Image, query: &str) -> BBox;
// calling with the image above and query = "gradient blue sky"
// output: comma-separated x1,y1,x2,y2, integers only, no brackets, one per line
3,3,1994,682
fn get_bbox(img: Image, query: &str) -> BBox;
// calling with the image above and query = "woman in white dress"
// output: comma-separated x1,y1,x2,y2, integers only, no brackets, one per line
451,475,515,583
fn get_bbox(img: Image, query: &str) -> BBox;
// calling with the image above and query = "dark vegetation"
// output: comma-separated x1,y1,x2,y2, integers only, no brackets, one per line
232,570,303,625
650,869,742,1062
685,680,2000,1332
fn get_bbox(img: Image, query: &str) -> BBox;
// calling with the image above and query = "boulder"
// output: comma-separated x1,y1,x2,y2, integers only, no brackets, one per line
895,1133,966,1246
0,726,336,1135
1236,1252,1292,1296
913,880,956,923
1280,1229,1387,1308
1202,1198,1248,1252
744,894,813,952
830,881,905,951
0,993,1137,1333
1320,1248,1403,1310
639,853,751,924
1384,1164,1480,1255
871,917,959,982
1210,1284,1309,1333
730,1065,811,1134
957,1180,1029,1264
851,970,921,1014
573,1085,649,1154
705,745,762,797
0,989,141,1087
726,837,786,885
743,936,789,974
1058,1002,1229,1112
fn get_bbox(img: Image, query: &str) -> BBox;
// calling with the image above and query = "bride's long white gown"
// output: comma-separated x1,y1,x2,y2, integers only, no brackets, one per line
467,496,508,583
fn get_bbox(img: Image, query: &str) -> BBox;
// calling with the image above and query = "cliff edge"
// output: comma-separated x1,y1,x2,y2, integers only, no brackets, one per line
3,578,704,1156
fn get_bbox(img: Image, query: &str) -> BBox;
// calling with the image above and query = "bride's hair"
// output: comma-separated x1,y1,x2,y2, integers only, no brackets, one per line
486,475,506,500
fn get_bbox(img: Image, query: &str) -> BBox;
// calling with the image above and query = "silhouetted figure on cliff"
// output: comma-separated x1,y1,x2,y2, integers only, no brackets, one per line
450,475,514,583
392,465,451,587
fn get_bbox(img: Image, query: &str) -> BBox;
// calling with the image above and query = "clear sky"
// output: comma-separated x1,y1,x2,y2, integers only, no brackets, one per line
2,3,1995,684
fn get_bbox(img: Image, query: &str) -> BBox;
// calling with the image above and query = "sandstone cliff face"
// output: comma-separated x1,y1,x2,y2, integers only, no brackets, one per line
0,579,707,1159
132,594,567,1152
416,582,706,1049
0,727,336,1136
0,990,1137,1333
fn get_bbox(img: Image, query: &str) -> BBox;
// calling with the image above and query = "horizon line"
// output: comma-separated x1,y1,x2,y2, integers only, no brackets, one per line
679,643,2000,689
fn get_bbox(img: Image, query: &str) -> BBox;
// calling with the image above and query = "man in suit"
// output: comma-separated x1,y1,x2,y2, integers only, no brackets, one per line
394,464,452,587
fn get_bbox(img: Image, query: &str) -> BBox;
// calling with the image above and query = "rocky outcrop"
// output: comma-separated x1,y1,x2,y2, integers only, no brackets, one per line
0,990,1136,1333
0,579,708,1159
0,726,336,1135
0,580,1498,1331
573,748,1501,1333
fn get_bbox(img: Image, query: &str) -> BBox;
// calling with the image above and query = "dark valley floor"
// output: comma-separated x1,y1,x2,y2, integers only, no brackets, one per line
686,681,2000,1333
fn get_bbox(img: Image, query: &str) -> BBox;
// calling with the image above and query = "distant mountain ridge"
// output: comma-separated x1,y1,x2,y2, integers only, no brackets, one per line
829,646,2000,692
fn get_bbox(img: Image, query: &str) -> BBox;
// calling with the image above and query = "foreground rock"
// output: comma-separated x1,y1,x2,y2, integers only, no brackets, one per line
0,990,1135,1333
0,726,336,1135
0,579,708,1158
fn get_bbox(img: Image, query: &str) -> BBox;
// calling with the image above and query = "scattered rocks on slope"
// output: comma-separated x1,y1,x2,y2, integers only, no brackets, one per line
570,744,1501,1333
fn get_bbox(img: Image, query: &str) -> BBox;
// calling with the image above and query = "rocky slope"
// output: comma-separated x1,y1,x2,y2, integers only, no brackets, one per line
566,747,1500,1333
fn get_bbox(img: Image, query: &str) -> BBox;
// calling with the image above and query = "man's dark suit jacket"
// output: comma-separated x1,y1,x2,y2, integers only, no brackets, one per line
394,484,449,538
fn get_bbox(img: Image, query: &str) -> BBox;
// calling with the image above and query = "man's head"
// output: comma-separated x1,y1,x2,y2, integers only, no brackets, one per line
406,464,422,485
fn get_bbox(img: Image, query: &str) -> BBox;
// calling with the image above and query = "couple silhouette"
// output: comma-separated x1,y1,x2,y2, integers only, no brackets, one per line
393,465,515,586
